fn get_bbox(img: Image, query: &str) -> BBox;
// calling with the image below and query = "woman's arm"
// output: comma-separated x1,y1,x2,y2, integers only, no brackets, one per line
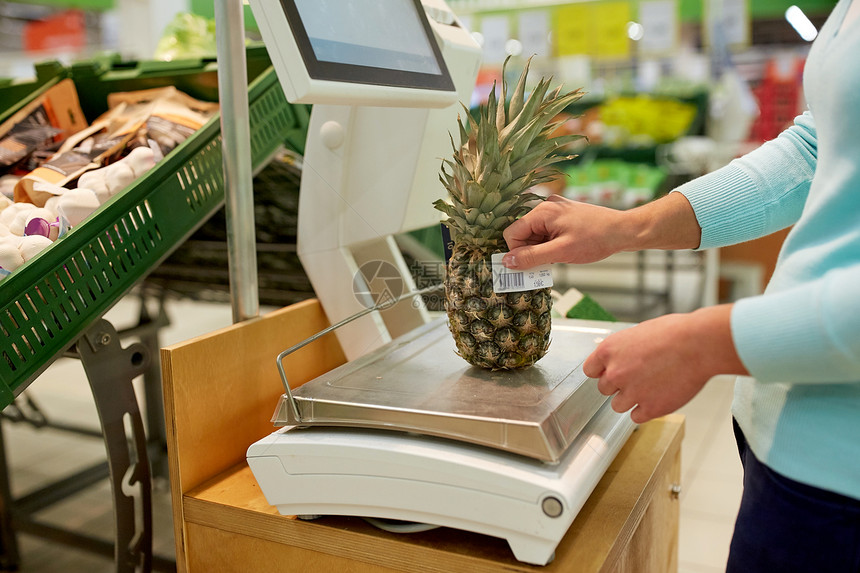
677,111,817,250
503,112,818,270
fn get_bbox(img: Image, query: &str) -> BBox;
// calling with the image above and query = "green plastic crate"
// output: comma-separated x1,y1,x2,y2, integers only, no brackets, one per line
68,47,269,119
0,50,302,408
0,60,67,124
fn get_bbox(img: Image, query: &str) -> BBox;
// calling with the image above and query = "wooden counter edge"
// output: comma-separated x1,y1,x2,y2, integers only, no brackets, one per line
590,413,684,573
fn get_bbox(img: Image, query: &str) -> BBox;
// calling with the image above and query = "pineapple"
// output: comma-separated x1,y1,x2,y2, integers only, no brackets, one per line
433,58,584,370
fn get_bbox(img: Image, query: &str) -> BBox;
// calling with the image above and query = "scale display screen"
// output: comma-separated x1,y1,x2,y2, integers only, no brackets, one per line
282,0,454,91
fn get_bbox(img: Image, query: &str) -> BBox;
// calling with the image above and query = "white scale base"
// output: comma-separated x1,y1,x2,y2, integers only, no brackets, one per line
247,399,635,566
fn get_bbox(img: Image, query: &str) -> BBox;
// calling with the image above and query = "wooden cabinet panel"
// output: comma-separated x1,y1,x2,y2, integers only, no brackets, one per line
161,299,684,573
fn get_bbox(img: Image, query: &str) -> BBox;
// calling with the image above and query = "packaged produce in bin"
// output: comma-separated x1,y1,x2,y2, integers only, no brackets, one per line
0,79,87,175
15,86,218,207
0,47,301,407
0,82,220,282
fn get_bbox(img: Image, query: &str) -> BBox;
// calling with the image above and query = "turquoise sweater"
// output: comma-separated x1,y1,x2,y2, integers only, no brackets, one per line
676,0,860,500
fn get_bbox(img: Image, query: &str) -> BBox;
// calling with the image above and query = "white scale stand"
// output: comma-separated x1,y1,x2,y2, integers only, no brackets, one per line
243,0,637,565
247,302,636,566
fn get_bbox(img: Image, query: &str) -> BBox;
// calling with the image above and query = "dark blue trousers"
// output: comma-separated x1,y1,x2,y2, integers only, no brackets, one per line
727,419,860,572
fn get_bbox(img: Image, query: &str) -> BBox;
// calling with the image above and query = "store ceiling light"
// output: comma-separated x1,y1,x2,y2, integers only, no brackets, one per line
627,21,644,41
785,5,818,41
505,38,524,56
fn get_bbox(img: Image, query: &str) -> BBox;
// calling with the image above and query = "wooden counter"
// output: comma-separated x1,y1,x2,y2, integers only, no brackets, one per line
161,299,684,573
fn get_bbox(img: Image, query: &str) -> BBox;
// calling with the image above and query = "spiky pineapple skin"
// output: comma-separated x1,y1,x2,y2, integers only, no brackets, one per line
445,244,552,370
434,57,583,371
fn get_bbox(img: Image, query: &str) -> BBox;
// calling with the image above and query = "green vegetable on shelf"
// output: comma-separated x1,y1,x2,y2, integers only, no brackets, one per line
562,159,666,210
154,13,218,61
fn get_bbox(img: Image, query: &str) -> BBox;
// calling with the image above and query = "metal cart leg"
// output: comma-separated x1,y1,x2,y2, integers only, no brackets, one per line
0,423,20,571
126,291,171,483
76,318,153,573
0,298,175,572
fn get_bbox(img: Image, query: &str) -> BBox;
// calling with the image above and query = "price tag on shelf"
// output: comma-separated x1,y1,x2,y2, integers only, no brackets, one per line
639,0,679,56
481,15,510,64
555,4,590,56
593,1,632,60
519,10,550,57
491,253,553,294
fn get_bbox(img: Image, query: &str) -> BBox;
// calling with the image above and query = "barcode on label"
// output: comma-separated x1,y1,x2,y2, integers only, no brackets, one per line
491,252,554,294
498,272,524,291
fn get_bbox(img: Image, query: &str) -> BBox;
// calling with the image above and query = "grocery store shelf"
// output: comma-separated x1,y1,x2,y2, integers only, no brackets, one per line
0,45,308,572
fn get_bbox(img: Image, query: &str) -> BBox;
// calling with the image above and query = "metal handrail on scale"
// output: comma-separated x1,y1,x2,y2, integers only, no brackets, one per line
275,284,443,423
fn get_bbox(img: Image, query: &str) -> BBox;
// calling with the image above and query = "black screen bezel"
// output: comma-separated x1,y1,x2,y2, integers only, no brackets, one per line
278,0,456,93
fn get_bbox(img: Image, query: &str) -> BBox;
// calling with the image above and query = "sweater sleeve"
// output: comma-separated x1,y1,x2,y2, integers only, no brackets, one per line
674,111,818,250
731,263,860,383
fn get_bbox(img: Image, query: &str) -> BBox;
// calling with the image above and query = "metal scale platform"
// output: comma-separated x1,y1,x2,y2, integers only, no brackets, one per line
247,316,637,566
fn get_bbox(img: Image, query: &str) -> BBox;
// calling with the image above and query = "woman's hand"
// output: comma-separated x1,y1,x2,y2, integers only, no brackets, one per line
584,304,749,424
502,192,701,270
502,195,631,269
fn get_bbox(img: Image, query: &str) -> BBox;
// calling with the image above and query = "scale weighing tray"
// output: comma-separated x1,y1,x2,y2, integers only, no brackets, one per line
272,317,634,462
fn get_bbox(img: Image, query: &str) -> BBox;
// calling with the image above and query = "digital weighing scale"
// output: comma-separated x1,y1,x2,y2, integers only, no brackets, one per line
247,316,636,566
244,0,638,566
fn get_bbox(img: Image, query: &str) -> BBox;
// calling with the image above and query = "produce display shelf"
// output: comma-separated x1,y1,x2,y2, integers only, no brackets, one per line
0,49,303,408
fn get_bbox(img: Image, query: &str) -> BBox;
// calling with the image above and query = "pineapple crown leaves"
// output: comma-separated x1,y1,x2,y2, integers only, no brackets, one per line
435,56,585,247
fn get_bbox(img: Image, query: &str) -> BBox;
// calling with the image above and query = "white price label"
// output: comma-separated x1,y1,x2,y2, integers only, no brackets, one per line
491,253,553,294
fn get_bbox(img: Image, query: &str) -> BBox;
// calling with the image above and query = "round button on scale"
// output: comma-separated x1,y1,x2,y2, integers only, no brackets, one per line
541,496,564,518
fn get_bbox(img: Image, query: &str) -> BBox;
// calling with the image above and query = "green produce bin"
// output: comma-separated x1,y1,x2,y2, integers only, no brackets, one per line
0,60,67,123
0,46,305,408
